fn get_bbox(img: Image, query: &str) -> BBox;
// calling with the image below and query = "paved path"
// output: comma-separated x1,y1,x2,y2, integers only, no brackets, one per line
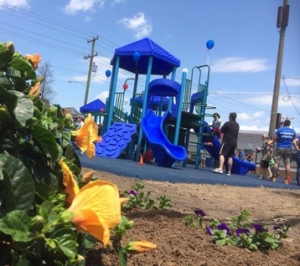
80,154,300,190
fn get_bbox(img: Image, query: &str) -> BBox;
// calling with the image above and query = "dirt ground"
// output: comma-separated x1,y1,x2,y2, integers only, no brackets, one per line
83,168,300,266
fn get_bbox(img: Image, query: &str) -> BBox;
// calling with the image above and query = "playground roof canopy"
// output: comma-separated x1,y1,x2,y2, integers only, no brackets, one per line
80,99,106,113
111,37,180,75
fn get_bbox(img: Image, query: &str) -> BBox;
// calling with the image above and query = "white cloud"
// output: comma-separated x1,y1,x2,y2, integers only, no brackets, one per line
95,90,109,103
252,111,264,118
211,57,269,73
112,0,125,4
118,12,152,39
282,76,300,87
239,124,269,133
63,0,104,15
0,0,30,8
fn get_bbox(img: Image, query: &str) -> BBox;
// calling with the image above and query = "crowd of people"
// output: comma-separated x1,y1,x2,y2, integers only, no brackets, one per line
210,112,299,186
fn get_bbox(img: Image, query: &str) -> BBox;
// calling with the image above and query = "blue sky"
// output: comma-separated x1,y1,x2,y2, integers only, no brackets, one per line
0,0,299,133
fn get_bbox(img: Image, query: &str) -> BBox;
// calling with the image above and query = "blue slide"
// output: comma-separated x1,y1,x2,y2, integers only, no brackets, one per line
202,125,255,175
141,109,187,167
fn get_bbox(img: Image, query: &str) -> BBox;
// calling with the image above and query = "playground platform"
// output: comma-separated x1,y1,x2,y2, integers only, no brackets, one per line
79,152,300,190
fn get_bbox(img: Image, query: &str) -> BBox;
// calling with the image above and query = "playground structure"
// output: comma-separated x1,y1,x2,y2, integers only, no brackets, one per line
90,37,255,175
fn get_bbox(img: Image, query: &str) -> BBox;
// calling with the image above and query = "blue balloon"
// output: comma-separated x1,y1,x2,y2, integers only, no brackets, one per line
105,69,111,78
133,51,141,62
206,40,215,50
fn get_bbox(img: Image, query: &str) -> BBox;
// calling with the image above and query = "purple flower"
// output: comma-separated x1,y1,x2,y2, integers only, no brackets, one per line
252,223,268,233
217,223,230,235
273,224,284,231
206,226,213,235
194,209,206,217
129,190,137,196
235,228,250,236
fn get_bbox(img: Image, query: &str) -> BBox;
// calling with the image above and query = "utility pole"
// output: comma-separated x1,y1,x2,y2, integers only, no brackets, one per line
268,0,289,136
84,36,98,105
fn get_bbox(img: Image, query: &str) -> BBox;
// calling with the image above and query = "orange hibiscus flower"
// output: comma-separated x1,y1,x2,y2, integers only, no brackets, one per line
67,180,121,246
72,113,98,159
25,54,42,70
60,158,80,204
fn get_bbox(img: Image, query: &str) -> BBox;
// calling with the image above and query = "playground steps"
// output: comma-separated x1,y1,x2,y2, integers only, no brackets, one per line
95,122,137,159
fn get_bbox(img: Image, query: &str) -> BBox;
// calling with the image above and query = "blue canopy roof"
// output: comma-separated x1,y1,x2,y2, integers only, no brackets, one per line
80,99,106,113
111,38,180,75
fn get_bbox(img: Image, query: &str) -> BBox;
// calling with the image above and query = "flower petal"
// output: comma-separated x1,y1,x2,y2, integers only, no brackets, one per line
74,113,98,159
60,159,79,204
71,209,110,246
82,170,94,183
120,197,129,205
68,180,121,228
126,240,157,253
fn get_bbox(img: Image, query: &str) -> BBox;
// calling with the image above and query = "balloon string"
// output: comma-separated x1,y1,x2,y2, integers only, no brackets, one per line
206,50,210,65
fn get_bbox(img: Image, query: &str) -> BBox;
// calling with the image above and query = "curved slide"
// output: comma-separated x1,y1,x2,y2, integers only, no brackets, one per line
201,125,255,175
141,109,187,167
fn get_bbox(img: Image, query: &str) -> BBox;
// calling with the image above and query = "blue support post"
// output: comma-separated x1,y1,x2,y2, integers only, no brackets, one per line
174,69,188,145
135,56,153,161
106,57,120,133
168,66,177,111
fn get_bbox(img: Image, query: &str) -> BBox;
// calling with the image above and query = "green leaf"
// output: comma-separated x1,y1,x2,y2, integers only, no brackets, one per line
17,259,30,266
62,131,72,148
0,169,16,212
31,124,59,161
0,153,35,211
0,210,32,242
52,228,78,258
0,86,18,109
0,76,14,90
215,239,227,246
118,246,128,266
9,90,34,126
0,132,19,150
38,201,53,220
83,234,97,250
32,162,58,200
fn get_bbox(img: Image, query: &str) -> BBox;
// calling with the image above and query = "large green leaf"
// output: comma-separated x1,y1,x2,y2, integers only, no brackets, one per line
0,153,35,211
0,210,33,242
31,124,59,161
31,160,58,201
0,132,19,151
0,86,17,109
9,91,34,127
0,76,14,90
0,169,16,212
52,227,78,258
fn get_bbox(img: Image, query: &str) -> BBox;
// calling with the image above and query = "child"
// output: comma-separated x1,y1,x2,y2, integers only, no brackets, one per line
258,134,273,180
143,147,154,163
211,113,222,139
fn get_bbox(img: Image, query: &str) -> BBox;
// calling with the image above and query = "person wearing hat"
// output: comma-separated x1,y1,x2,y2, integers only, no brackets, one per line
212,112,239,176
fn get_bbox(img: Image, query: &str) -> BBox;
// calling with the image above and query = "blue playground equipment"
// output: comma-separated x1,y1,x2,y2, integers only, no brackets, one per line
141,109,186,167
141,78,187,167
183,65,255,174
94,37,254,174
95,123,137,159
